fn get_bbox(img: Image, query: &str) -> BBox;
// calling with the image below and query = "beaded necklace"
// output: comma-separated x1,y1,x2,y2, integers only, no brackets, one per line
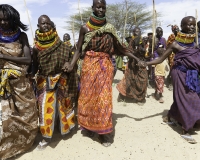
0,27,21,43
86,13,106,31
64,40,72,47
35,29,58,51
132,36,143,44
175,31,195,43
175,31,195,48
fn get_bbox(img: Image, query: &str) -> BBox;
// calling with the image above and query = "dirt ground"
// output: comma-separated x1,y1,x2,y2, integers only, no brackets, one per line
11,70,200,160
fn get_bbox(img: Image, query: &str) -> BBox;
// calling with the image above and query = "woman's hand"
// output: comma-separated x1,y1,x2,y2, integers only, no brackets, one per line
137,60,147,68
62,62,74,72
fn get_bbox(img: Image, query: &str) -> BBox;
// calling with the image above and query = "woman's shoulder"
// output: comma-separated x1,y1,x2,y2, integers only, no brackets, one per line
18,31,29,43
19,31,28,38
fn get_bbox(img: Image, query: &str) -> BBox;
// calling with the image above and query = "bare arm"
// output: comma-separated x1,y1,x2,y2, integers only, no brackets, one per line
115,39,140,62
70,26,86,66
146,42,175,66
32,47,38,75
0,32,31,65
163,38,167,49
123,50,140,62
63,25,87,72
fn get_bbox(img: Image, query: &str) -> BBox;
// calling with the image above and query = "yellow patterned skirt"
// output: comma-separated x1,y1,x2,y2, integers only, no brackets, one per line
36,74,75,138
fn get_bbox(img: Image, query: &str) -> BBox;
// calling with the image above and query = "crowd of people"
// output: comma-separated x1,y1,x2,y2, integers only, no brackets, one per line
0,0,200,159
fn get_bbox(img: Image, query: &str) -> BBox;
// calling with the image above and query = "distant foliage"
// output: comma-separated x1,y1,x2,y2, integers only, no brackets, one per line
64,0,160,39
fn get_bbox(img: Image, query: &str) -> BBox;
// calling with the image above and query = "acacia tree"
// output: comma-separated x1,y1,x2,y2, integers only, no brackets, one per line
64,0,159,39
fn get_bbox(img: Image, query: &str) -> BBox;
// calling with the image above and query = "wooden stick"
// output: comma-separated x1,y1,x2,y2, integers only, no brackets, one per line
78,0,83,25
134,13,137,24
151,0,156,55
123,0,128,43
23,0,34,42
155,10,157,26
72,16,77,49
196,9,198,45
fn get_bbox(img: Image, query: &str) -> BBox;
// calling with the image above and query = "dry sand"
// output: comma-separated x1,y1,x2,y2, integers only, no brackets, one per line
11,70,200,160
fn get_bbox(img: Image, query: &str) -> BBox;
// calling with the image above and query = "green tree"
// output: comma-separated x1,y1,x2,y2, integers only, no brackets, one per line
65,0,159,39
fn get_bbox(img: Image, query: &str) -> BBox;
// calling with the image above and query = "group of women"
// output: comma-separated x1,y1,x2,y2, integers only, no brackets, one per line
1,0,200,159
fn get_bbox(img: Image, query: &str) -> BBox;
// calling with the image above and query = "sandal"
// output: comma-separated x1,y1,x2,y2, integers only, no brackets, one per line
159,98,164,103
37,140,49,151
98,135,111,147
162,116,176,126
181,134,197,144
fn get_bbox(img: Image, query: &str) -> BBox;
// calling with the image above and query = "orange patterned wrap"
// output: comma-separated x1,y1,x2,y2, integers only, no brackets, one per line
78,51,113,134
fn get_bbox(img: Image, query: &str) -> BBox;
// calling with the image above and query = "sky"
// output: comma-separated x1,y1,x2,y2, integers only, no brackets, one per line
1,0,200,45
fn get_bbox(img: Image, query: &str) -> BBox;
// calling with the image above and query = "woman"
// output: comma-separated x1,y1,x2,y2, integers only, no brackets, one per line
32,15,77,150
0,4,38,159
142,16,200,144
117,27,148,106
63,0,140,147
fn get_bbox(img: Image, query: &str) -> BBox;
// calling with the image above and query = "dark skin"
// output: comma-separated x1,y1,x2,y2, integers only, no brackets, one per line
125,37,132,44
197,21,200,32
0,11,31,65
132,27,141,48
172,26,179,37
37,15,52,33
146,33,153,59
32,15,52,75
142,36,148,45
62,0,141,72
146,17,196,66
156,27,163,39
133,27,141,37
155,27,166,49
144,16,196,134
63,33,70,42
131,27,145,57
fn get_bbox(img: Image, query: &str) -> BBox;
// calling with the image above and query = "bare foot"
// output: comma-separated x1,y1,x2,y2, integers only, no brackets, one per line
87,130,95,138
117,93,125,102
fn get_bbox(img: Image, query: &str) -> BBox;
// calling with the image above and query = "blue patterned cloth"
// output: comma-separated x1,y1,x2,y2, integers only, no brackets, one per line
174,64,200,94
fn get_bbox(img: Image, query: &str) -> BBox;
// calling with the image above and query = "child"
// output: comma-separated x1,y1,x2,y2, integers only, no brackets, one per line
154,45,168,103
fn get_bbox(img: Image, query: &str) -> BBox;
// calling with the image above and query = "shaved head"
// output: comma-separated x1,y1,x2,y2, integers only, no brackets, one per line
93,0,106,6
38,15,50,23
37,14,52,33
181,16,195,26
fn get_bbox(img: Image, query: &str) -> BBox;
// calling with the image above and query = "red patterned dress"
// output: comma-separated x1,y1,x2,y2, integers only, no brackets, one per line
78,23,128,134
